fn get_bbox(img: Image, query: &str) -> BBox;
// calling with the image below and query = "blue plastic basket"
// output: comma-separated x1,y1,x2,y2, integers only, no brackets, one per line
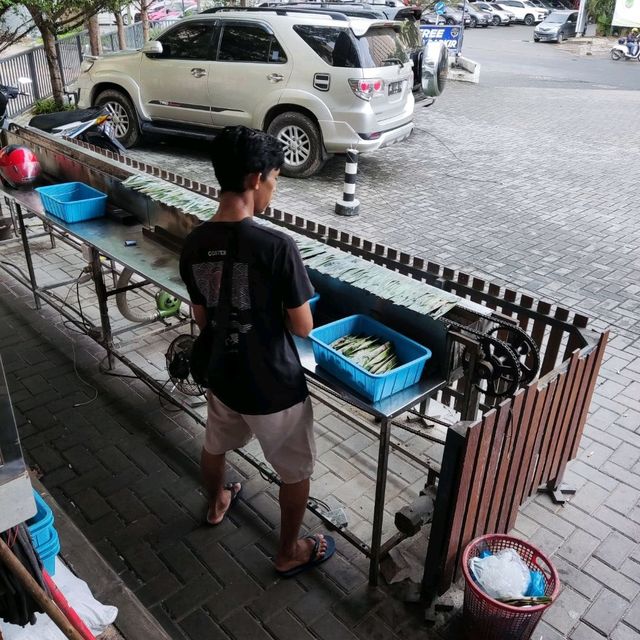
27,491,56,549
36,529,60,576
309,314,432,402
36,182,107,223
309,293,320,315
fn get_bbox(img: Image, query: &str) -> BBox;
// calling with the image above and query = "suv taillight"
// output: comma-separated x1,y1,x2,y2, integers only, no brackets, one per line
348,78,385,101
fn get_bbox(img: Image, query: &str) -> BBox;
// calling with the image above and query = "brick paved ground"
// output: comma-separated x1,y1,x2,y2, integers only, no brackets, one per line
1,25,639,640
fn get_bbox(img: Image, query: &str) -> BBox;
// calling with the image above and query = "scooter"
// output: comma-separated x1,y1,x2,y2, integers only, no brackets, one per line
611,38,640,61
0,79,125,154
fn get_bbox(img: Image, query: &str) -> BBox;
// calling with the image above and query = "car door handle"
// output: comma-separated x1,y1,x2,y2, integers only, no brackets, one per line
191,67,207,78
267,73,284,83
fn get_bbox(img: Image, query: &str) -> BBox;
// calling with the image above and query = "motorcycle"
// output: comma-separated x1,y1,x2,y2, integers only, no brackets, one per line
0,79,125,154
611,38,640,61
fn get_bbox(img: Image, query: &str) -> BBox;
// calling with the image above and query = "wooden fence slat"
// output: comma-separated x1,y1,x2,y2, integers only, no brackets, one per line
523,378,561,499
513,385,549,508
546,352,588,490
473,406,509,537
500,289,518,318
485,283,501,311
471,278,486,304
569,332,609,459
531,369,570,490
541,351,582,485
540,307,571,375
497,384,538,533
421,424,468,599
530,300,552,350
562,314,589,362
441,423,482,589
457,411,498,560
484,391,526,535
517,295,534,332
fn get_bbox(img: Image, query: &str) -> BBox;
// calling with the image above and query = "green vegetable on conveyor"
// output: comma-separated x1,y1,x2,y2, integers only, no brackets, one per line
331,334,399,374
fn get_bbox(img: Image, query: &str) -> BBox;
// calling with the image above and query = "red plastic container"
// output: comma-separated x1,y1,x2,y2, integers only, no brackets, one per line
462,534,560,640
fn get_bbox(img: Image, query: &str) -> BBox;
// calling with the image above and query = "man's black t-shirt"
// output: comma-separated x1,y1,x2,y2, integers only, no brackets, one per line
179,218,314,415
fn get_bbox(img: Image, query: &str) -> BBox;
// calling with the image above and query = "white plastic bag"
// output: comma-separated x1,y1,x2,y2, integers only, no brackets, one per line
469,548,531,600
0,558,117,640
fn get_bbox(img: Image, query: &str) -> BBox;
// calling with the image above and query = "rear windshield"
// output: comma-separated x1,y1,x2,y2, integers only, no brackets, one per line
293,24,409,68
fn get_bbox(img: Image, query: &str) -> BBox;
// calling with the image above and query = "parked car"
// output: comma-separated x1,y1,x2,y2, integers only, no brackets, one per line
72,9,420,178
493,0,545,24
456,3,491,26
97,6,132,25
488,2,517,22
472,1,514,24
134,1,198,23
533,9,577,41
421,6,471,25
277,3,428,97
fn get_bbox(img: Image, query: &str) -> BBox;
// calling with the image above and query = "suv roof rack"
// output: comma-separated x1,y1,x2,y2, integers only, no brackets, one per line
201,6,350,20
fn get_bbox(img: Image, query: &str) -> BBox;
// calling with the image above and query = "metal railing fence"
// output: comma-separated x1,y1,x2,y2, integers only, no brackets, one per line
0,21,172,116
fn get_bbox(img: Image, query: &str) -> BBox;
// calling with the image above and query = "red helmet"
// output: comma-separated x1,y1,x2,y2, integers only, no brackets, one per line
0,145,41,189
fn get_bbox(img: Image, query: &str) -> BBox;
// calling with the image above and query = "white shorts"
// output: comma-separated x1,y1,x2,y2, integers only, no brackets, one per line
204,391,316,484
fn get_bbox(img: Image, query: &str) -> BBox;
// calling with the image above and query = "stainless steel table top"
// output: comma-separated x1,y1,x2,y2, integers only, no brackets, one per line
6,188,447,420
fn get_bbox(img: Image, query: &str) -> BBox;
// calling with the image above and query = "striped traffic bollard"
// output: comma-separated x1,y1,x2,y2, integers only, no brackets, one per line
335,148,360,216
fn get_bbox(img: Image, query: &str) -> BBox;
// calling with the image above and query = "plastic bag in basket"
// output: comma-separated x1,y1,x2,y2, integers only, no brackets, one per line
469,548,531,599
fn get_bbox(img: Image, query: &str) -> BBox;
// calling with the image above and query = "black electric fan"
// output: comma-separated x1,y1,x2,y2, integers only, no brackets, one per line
165,335,204,397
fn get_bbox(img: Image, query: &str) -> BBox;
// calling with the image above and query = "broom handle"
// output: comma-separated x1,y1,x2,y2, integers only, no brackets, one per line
43,569,97,640
0,538,84,640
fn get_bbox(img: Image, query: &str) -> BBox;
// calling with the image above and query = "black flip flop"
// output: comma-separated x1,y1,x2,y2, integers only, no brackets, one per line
276,534,336,578
205,482,242,526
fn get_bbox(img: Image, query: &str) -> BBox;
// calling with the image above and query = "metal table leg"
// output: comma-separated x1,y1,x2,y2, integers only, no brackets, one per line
369,416,392,585
15,203,40,310
90,247,114,369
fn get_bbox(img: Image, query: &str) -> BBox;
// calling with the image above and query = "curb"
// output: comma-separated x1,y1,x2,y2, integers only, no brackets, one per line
31,478,172,640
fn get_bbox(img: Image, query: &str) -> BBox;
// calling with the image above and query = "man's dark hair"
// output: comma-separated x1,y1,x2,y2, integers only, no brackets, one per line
211,126,285,193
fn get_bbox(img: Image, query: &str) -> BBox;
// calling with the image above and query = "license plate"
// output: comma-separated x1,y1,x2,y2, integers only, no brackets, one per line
388,81,402,96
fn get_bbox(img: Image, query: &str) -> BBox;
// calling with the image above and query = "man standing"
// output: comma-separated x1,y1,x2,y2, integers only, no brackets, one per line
179,126,334,577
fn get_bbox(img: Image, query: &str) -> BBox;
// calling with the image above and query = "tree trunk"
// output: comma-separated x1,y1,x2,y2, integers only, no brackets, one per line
41,26,65,106
141,10,150,42
87,14,103,56
115,12,126,49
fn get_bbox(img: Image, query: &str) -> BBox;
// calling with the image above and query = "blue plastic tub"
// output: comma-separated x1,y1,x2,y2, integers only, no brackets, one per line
309,314,432,402
36,529,60,576
36,182,107,223
309,293,320,315
27,491,56,550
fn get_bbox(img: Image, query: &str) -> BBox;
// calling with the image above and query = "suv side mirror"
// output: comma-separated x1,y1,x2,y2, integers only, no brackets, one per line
142,41,163,57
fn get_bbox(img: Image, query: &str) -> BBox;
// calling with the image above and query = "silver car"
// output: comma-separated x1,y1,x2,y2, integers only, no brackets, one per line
73,9,424,178
474,1,515,24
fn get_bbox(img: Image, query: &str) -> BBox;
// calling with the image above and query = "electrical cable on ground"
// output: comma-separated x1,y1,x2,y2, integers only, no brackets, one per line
53,270,98,408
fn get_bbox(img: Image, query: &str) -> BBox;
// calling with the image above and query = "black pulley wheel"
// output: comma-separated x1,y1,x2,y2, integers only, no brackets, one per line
486,325,540,385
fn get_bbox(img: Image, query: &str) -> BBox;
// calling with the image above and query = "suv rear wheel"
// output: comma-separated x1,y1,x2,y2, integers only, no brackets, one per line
267,112,324,179
95,89,140,148
524,13,535,25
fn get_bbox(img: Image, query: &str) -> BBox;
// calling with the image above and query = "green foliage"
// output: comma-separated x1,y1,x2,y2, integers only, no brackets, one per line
587,0,615,33
31,98,77,114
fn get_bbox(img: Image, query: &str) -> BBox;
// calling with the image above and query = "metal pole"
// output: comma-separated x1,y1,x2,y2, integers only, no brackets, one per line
89,246,114,368
15,203,40,310
576,0,588,36
335,148,360,216
369,417,392,585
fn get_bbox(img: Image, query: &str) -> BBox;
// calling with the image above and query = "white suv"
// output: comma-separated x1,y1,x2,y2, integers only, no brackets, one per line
72,8,425,178
494,0,546,23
